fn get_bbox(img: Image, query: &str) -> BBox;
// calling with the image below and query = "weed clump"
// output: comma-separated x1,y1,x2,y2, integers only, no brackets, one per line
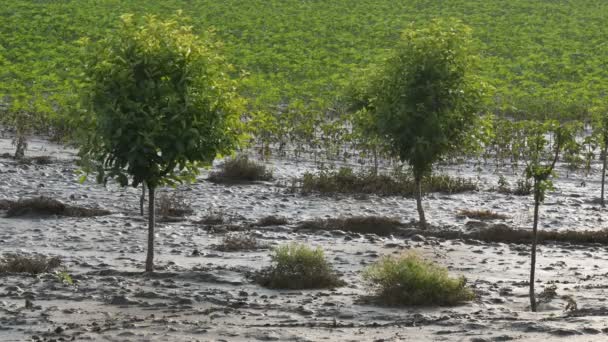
297,167,476,197
457,209,508,221
216,233,264,252
156,191,193,218
256,244,345,289
208,155,272,183
0,254,62,274
4,196,110,218
297,216,403,236
255,215,289,227
495,176,532,196
363,252,474,306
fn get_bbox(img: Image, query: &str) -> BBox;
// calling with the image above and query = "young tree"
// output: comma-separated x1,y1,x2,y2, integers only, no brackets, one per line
521,120,578,311
356,19,486,228
74,13,243,272
590,109,608,207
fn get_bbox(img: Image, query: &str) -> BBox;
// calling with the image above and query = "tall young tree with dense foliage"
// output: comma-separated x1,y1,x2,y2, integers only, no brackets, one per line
74,13,244,272
357,19,486,228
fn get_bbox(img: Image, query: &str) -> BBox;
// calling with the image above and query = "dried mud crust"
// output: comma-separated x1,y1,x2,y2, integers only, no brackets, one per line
1,137,608,341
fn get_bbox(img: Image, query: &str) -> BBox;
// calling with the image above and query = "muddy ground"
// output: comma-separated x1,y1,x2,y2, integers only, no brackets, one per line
1,136,608,341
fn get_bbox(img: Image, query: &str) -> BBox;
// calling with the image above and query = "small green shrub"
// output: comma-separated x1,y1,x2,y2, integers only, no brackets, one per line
457,209,508,220
256,244,345,289
297,216,403,236
297,167,477,197
55,269,74,285
0,254,62,274
208,155,272,183
363,252,474,306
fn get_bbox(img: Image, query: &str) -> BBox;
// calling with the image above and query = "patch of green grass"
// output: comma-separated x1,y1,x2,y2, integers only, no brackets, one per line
208,155,272,183
256,243,345,289
297,216,403,236
0,254,62,274
363,252,475,306
457,209,508,221
297,167,477,197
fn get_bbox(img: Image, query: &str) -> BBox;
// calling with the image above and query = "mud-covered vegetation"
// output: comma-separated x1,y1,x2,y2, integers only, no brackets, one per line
1,196,110,218
208,155,273,183
297,216,404,236
0,254,62,274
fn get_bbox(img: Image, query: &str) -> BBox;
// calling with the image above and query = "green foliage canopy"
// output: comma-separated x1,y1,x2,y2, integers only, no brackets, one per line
75,13,244,188
361,19,486,178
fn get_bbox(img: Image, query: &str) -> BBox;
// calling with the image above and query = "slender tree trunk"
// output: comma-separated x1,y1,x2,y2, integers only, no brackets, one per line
601,143,607,208
145,184,156,272
529,181,541,312
14,135,27,159
140,182,146,216
415,177,427,229
373,148,378,176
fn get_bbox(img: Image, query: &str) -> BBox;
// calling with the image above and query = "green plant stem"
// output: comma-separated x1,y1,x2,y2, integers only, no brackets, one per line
529,180,541,312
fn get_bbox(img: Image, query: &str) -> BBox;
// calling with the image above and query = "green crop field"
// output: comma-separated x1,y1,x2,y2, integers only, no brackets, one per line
1,0,607,121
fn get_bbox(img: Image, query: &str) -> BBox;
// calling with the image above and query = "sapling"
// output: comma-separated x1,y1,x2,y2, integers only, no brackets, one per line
522,120,578,311
74,13,243,272
355,19,486,227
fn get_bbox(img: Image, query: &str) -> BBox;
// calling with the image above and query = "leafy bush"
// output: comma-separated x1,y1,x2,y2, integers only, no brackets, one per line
297,216,403,236
0,254,62,274
256,244,344,289
363,252,474,306
298,167,477,197
208,155,273,183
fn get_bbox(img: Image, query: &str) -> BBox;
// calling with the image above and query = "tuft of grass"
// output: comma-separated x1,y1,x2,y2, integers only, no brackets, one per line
156,191,193,218
215,233,264,252
363,252,475,306
296,167,477,197
3,196,110,218
208,155,272,183
0,254,62,274
457,209,508,221
256,243,345,289
255,215,289,227
297,216,403,236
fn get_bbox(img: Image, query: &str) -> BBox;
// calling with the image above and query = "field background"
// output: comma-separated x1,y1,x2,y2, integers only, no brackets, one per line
1,0,608,120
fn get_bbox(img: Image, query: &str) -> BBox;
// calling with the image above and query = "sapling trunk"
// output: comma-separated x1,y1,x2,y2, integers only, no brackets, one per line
145,185,156,272
415,176,427,229
601,142,607,208
14,135,27,159
529,180,541,312
140,182,146,216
